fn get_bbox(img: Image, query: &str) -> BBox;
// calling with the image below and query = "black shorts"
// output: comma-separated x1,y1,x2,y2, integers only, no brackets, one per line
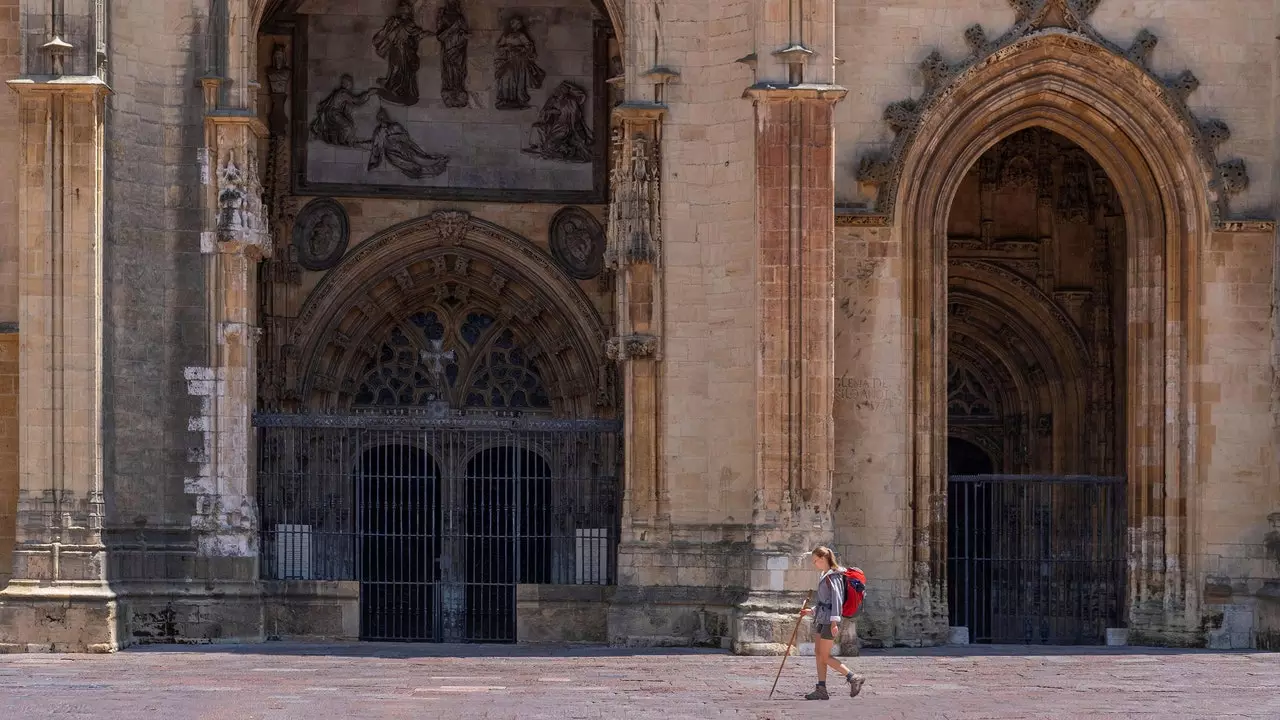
814,621,838,641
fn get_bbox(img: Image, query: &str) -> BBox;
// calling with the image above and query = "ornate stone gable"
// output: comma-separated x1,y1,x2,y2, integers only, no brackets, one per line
852,0,1249,227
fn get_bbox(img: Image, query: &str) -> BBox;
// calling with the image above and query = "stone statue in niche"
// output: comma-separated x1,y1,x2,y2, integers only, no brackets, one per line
549,207,605,280
435,0,472,108
292,198,350,271
310,74,375,147
367,107,450,179
494,16,545,109
266,43,290,95
217,158,247,235
523,81,594,163
1056,151,1092,224
373,0,429,106
265,44,291,137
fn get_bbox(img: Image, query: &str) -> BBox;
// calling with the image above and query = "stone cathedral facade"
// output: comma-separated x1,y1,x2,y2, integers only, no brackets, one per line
2,0,1280,653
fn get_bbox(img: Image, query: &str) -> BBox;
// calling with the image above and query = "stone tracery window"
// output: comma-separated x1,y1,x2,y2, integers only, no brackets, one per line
464,329,551,409
352,306,550,412
947,366,996,418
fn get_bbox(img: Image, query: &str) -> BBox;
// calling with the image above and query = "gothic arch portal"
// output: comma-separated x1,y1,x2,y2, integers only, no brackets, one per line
287,211,612,418
893,30,1212,641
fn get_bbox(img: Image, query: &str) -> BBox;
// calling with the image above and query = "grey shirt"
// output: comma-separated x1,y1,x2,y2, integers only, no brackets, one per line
813,568,846,623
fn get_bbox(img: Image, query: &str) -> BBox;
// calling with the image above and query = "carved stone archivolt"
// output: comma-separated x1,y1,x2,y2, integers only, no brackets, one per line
286,210,612,416
854,0,1249,225
945,130,1121,476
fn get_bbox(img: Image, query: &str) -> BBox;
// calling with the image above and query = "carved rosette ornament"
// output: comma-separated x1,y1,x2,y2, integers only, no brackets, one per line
853,0,1249,226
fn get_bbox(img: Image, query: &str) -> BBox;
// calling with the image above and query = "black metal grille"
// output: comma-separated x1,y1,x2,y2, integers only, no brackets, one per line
946,474,1126,645
255,411,621,643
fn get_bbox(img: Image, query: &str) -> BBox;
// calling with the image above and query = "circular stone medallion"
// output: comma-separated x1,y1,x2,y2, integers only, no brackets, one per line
549,206,605,280
293,198,350,271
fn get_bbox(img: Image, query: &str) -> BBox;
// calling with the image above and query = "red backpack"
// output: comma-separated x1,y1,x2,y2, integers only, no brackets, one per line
832,567,867,618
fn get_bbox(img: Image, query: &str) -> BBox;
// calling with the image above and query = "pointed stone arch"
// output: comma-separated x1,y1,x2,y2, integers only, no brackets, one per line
857,25,1243,226
888,29,1214,645
288,210,612,418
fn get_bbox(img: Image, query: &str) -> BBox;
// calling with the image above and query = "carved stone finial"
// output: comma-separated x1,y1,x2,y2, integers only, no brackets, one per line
1165,70,1200,103
1009,0,1037,23
1199,119,1231,150
1217,160,1249,196
857,155,893,185
883,99,921,136
919,50,953,97
1125,29,1158,69
964,24,989,56
1073,0,1101,19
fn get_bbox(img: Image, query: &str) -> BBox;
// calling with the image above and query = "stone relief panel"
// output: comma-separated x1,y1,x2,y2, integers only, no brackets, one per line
292,0,609,203
548,206,604,280
292,197,351,271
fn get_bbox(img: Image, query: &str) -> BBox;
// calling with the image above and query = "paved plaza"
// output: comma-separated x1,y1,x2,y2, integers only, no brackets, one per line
1,644,1277,719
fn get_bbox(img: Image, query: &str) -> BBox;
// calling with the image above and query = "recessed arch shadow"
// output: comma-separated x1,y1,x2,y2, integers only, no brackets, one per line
896,32,1209,641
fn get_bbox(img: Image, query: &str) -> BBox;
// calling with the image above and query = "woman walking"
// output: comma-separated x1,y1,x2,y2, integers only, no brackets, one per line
801,546,865,700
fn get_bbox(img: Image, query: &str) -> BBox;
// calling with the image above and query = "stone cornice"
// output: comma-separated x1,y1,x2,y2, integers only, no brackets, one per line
743,82,848,102
7,75,111,96
612,101,667,122
205,111,269,139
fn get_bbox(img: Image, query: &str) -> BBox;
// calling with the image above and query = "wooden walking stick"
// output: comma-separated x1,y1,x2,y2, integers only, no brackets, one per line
768,590,813,700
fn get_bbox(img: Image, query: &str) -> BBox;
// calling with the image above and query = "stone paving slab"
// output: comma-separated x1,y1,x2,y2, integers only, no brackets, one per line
1,644,1277,719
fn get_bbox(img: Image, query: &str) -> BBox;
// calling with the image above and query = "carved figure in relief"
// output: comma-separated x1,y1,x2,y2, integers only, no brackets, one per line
550,207,605,280
373,0,429,106
523,81,594,163
435,0,471,108
310,74,375,147
494,16,545,109
367,107,450,179
292,198,350,271
217,159,247,233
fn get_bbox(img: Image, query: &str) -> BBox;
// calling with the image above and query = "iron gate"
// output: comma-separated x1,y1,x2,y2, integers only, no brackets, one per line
946,474,1126,645
255,410,621,643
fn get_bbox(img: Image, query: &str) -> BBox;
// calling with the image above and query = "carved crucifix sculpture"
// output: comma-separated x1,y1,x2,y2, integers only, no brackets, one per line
420,338,457,380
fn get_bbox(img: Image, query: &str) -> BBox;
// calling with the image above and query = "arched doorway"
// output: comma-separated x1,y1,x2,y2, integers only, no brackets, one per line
943,128,1128,645
461,446,553,642
357,443,441,641
886,30,1214,644
254,212,621,643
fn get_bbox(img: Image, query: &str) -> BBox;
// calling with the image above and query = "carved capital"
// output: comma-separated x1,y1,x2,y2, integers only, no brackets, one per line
605,334,659,362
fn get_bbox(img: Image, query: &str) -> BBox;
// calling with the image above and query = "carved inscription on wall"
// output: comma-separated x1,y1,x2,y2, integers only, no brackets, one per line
293,0,607,201
835,377,906,411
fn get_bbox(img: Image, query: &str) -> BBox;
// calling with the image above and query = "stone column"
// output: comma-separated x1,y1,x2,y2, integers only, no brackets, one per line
603,101,669,639
606,102,666,532
191,77,270,574
0,72,114,651
734,82,846,655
